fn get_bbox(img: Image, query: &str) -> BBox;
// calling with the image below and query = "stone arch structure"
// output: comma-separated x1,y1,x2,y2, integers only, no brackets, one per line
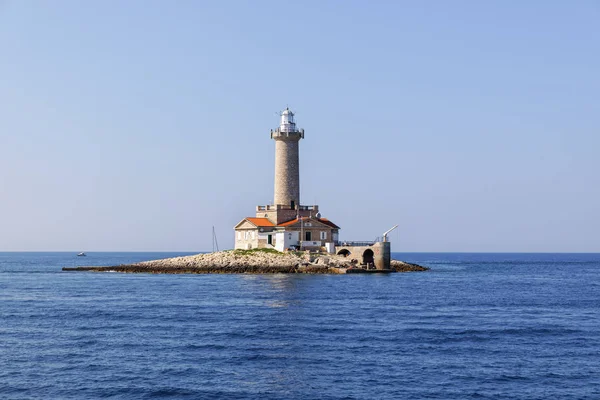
337,249,351,257
333,242,391,270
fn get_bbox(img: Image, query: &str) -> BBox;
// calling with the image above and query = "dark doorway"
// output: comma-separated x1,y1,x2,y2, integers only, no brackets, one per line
305,231,312,241
291,200,295,209
363,249,375,269
337,249,351,257
267,235,272,245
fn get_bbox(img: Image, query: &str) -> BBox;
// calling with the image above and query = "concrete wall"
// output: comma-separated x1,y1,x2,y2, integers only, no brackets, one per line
257,233,278,250
334,242,391,270
275,231,299,252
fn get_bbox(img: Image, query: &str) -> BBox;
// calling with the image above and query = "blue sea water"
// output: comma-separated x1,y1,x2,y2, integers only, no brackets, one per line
1,252,600,399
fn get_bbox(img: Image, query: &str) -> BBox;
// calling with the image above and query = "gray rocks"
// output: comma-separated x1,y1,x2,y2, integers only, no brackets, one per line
390,260,430,272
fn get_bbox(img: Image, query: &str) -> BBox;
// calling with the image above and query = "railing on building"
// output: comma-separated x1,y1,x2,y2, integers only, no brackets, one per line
270,128,305,139
335,241,377,247
257,204,319,212
299,241,321,248
298,205,317,211
257,204,292,211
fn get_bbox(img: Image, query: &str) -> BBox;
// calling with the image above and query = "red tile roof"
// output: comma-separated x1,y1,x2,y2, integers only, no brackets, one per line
245,217,274,227
318,218,340,229
276,217,340,229
277,218,300,227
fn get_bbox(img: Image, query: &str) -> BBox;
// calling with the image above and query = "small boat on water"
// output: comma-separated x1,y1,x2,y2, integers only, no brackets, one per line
77,252,86,257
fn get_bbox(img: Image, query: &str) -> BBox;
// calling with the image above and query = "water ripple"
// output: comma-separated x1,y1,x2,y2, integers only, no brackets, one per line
1,252,600,399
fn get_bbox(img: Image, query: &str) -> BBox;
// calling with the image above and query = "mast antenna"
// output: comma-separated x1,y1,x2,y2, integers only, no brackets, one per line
212,226,219,252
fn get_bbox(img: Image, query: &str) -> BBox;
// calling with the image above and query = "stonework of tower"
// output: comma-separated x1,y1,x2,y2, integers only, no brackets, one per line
271,108,304,207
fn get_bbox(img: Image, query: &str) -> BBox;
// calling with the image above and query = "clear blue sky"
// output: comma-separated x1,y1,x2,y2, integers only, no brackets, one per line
1,1,598,252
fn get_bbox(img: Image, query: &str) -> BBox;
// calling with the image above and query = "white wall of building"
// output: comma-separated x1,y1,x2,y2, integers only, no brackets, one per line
275,231,299,252
235,229,258,250
325,242,336,254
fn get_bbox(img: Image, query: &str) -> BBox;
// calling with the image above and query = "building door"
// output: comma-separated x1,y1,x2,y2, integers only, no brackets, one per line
268,235,272,245
305,231,312,241
363,249,375,269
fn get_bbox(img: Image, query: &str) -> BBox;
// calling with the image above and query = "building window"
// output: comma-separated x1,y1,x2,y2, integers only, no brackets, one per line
305,231,312,241
320,231,327,240
251,231,255,239
237,232,241,240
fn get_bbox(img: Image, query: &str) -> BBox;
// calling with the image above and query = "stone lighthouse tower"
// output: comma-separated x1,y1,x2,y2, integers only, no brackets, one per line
270,108,304,208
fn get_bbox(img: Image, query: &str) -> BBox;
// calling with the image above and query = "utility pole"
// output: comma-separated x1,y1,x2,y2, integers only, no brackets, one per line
299,215,303,251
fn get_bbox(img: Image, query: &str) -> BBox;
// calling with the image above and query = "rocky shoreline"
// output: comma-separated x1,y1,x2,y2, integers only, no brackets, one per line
62,249,429,274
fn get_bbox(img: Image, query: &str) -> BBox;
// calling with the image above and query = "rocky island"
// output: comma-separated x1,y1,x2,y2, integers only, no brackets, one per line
64,109,429,276
62,248,429,274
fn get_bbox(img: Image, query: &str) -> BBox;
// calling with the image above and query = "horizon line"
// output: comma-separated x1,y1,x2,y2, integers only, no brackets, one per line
1,250,600,254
